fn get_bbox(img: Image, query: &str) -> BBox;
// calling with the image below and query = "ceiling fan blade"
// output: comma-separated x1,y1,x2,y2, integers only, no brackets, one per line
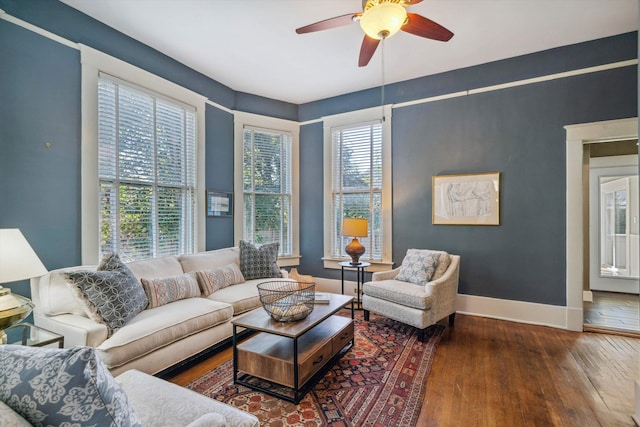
359,35,380,67
296,13,359,34
402,13,454,42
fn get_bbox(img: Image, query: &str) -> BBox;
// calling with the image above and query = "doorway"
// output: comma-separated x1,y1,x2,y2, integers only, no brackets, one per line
584,143,639,335
565,117,638,332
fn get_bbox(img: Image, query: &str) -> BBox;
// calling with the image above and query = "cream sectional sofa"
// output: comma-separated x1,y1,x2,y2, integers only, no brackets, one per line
30,247,280,377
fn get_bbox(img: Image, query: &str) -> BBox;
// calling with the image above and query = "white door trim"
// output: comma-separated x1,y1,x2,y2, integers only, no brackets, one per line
564,117,638,331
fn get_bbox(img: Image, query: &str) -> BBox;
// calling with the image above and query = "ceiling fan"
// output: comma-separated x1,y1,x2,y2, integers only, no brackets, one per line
296,0,454,67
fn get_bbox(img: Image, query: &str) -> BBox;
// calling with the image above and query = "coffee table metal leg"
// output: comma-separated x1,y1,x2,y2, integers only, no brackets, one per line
232,324,238,383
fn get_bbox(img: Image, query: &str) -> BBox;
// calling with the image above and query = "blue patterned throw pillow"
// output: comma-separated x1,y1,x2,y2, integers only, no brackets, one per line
239,240,282,280
396,249,442,286
65,253,148,334
0,345,141,427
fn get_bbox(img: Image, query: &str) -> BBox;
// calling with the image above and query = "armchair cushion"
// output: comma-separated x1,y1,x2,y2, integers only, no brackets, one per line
363,279,433,310
396,249,443,286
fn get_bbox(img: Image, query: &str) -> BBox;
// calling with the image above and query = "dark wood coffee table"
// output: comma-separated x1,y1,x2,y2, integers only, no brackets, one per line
232,293,354,403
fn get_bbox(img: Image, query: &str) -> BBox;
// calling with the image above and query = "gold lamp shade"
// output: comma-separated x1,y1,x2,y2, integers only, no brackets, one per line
342,218,369,265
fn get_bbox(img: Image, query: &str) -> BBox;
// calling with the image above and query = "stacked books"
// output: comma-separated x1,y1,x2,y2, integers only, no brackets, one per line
314,292,331,304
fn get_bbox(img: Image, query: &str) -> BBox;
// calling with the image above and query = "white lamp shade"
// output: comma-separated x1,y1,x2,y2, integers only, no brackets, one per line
0,229,47,283
342,218,369,237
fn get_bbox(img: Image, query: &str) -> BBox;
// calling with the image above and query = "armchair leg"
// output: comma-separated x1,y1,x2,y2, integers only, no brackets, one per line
363,310,370,321
449,312,456,326
418,328,426,342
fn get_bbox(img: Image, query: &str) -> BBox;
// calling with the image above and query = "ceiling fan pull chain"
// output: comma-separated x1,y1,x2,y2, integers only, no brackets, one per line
381,37,386,122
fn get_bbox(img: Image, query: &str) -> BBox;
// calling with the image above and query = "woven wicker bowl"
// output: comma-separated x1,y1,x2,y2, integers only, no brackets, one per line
257,281,315,322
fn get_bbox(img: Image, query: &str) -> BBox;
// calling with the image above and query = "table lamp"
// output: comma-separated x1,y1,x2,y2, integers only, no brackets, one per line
342,218,368,265
0,229,47,344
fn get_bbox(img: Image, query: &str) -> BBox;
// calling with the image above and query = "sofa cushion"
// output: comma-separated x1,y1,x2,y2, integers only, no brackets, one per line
363,279,433,310
0,345,141,427
239,240,282,280
186,413,227,427
179,247,241,272
141,272,201,308
127,256,184,281
195,264,245,297
65,254,149,334
96,298,233,369
207,281,263,315
396,249,442,286
0,401,30,427
115,369,259,427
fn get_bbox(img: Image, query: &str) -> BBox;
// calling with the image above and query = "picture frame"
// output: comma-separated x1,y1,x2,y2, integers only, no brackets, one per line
206,190,233,217
432,172,500,225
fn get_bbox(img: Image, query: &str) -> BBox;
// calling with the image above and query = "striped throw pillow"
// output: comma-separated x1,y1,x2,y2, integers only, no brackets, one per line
195,263,245,296
141,272,200,308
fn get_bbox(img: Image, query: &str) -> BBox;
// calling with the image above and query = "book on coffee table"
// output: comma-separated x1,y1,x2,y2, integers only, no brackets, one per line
314,292,331,304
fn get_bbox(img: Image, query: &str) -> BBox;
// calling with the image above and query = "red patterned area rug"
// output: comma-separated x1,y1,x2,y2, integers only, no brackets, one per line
186,311,444,427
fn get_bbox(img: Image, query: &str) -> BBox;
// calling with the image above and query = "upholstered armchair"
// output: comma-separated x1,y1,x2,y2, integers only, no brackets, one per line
362,249,460,341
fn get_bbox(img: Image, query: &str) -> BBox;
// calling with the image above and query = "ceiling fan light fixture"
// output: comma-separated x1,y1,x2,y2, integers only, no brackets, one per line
360,2,407,40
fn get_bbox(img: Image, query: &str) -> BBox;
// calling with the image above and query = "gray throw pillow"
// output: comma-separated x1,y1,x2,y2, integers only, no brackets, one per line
0,345,141,427
65,254,148,334
239,240,282,280
396,249,442,286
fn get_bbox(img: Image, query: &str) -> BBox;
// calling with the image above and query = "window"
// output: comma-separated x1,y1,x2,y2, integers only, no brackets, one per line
234,112,300,265
81,45,206,264
97,76,197,262
323,106,393,270
331,122,382,259
242,126,292,255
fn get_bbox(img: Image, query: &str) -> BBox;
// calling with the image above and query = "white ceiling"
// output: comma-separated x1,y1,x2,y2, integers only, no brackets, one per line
59,0,638,104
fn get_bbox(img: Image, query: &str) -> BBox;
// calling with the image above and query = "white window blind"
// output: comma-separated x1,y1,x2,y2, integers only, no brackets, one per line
331,121,383,260
242,126,292,256
98,75,197,262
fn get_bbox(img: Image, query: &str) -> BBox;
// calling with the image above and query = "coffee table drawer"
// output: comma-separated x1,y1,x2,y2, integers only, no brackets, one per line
332,321,354,353
236,315,353,388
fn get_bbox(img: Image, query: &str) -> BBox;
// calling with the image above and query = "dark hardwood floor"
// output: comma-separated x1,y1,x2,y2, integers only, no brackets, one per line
170,314,640,426
584,291,640,334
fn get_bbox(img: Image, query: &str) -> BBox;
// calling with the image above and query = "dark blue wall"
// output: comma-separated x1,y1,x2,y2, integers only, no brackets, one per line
205,105,235,249
298,33,638,306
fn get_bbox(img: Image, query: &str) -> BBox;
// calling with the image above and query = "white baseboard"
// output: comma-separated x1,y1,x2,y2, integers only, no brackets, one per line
583,290,593,302
455,294,568,329
317,278,573,330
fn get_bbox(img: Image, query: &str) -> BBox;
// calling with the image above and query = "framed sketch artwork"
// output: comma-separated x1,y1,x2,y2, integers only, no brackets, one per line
432,172,500,225
207,190,233,217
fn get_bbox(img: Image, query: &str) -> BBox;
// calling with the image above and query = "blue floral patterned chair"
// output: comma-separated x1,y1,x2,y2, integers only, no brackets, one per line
363,249,460,341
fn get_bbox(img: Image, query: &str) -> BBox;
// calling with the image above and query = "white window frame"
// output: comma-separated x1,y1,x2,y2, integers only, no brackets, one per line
233,111,300,266
323,105,393,271
80,44,206,264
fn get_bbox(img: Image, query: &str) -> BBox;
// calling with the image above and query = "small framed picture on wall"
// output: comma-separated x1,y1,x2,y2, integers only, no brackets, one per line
206,190,233,217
